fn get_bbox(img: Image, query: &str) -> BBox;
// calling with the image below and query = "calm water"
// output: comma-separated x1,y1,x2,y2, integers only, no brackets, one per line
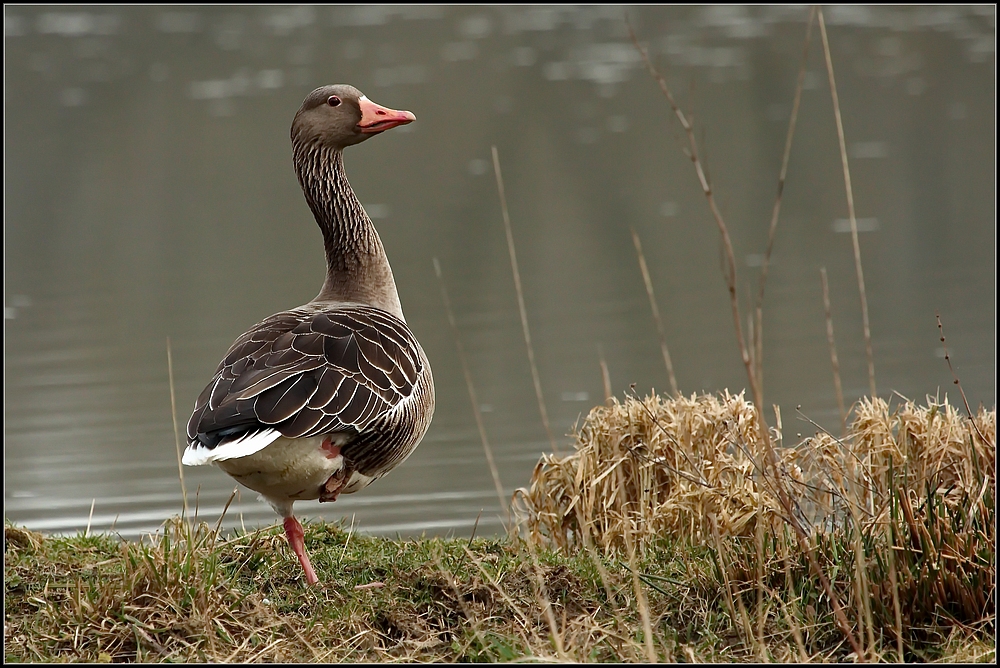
5,6,995,539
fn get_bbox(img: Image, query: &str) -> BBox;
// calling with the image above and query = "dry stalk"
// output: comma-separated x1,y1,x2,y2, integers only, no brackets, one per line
85,499,96,538
166,336,189,519
491,145,557,454
817,6,877,399
711,513,755,648
631,227,679,395
523,538,568,660
626,21,755,416
628,17,864,658
212,488,239,540
820,267,847,435
754,5,816,390
432,257,509,524
780,530,809,661
755,486,766,659
617,467,657,663
598,345,613,404
885,476,904,663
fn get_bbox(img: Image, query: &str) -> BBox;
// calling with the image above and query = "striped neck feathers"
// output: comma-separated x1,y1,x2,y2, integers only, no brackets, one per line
292,142,404,319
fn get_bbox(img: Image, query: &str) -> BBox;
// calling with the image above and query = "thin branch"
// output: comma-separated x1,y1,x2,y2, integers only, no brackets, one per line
626,23,752,400
626,16,767,446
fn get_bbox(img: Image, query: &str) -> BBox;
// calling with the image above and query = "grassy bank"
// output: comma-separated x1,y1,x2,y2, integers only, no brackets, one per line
3,516,786,662
5,393,994,663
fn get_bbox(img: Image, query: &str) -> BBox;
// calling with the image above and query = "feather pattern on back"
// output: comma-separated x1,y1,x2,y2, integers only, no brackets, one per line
186,303,425,469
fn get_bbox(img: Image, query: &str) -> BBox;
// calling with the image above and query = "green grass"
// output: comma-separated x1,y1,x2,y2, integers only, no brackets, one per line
4,508,994,663
2,518,697,662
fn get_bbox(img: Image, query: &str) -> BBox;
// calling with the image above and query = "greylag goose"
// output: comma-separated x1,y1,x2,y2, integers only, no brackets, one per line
183,85,434,585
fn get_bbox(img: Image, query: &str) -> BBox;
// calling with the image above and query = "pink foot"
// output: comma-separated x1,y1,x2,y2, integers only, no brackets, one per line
283,516,319,585
319,468,350,502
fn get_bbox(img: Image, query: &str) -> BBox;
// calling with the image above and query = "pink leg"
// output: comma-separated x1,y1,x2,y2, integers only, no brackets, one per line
283,516,319,585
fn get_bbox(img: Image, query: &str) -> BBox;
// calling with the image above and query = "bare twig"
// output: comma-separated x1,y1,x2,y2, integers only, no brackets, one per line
936,313,992,448
433,258,509,525
821,267,848,435
626,23,753,409
818,6,877,399
631,227,679,395
627,15,771,455
491,146,558,454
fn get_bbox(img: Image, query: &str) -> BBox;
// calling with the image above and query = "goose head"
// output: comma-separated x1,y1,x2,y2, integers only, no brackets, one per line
291,84,415,150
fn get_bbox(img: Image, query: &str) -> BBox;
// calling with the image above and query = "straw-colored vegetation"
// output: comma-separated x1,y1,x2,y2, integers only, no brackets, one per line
515,392,995,661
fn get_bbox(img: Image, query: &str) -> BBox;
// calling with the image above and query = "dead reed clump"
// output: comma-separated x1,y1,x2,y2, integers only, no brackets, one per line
513,391,796,554
515,391,996,659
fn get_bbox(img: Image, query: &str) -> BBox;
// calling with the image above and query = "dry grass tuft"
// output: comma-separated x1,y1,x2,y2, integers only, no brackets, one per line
514,391,797,553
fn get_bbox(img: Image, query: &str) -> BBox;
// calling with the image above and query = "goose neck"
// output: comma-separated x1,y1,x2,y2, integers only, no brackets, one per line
293,143,403,318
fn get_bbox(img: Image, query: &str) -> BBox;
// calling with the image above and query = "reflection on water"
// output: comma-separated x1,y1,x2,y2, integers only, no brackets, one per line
5,6,995,539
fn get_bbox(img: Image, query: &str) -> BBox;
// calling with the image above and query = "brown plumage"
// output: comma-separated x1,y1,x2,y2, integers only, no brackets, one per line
182,85,434,585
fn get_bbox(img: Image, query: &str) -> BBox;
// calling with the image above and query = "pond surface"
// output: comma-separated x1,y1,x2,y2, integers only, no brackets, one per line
5,5,995,539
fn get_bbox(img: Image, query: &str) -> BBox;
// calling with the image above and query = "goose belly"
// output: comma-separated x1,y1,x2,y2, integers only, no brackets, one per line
216,436,346,502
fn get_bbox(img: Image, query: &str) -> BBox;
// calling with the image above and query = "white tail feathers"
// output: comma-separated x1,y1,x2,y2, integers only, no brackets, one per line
182,429,283,466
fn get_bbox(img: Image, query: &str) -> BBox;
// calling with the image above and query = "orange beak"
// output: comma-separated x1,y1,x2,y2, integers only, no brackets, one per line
357,96,416,134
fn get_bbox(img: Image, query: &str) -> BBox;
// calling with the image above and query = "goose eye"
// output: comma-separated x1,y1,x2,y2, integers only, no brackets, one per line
327,95,341,107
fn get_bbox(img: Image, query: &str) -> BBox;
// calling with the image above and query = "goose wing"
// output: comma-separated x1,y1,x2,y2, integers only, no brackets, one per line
184,305,422,462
